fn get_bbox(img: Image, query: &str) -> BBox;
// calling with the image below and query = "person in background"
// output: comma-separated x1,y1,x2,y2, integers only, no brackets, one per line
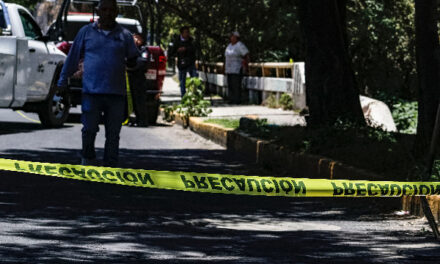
225,31,249,104
128,33,149,127
169,26,198,97
57,0,139,166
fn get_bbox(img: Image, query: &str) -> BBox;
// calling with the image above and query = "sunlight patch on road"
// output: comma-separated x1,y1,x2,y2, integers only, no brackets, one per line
198,218,341,232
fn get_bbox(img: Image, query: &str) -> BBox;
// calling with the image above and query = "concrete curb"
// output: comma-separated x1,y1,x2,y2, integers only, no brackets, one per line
167,113,439,221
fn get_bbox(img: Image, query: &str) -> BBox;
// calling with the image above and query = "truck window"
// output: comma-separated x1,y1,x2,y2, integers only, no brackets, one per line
18,9,42,39
0,5,6,29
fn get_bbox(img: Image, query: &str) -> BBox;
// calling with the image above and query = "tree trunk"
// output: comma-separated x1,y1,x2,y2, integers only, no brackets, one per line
415,0,440,154
299,0,364,127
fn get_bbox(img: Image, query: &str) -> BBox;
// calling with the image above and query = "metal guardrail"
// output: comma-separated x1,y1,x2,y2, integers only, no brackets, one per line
196,61,295,78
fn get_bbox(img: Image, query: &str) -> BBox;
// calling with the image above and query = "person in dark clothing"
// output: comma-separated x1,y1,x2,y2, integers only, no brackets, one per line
128,33,149,127
169,26,198,97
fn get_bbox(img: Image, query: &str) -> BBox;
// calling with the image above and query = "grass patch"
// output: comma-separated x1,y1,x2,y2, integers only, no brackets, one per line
204,118,240,129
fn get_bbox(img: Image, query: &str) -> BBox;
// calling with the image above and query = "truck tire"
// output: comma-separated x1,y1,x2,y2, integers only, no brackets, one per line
38,66,71,128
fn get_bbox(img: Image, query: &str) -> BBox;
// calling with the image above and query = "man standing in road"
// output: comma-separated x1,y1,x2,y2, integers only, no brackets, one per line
169,26,198,97
57,0,139,167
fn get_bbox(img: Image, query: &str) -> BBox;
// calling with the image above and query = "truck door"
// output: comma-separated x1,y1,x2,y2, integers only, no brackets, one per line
0,1,14,107
17,8,52,100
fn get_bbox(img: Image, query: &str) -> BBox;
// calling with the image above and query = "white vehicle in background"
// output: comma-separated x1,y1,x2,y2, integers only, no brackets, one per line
0,1,69,127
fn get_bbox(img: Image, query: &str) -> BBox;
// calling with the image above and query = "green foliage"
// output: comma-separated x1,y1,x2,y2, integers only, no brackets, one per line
279,93,294,110
159,0,304,62
262,93,294,110
347,0,416,99
263,94,278,108
204,118,239,129
162,78,212,126
391,100,418,134
162,103,177,123
160,0,418,101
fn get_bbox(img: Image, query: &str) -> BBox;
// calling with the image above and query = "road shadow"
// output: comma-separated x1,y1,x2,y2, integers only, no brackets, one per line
66,113,172,128
0,121,73,136
0,148,439,263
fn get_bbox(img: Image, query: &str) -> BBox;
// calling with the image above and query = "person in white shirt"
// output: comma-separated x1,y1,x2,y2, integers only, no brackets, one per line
225,31,250,104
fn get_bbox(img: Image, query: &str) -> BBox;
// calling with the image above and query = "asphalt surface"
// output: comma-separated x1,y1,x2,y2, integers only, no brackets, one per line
0,108,440,263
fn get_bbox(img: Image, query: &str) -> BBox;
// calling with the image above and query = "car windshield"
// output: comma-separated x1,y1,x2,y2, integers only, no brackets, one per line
0,4,6,29
64,2,143,41
63,18,141,41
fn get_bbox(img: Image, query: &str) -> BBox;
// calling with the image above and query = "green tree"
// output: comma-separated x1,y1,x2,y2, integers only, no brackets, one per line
414,0,440,154
298,0,364,127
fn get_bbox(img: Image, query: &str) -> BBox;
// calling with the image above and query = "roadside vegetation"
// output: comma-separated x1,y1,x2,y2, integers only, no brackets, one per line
204,119,239,129
162,77,212,126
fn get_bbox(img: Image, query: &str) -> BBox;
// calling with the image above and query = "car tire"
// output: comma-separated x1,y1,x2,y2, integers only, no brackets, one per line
38,66,71,128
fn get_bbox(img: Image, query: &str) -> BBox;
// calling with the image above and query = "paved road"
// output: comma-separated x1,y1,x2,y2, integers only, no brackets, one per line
0,108,440,263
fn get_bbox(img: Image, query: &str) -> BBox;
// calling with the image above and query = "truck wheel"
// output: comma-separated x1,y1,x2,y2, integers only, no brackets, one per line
38,74,71,128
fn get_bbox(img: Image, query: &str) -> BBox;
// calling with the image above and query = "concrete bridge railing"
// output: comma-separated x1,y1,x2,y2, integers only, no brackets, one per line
196,61,306,109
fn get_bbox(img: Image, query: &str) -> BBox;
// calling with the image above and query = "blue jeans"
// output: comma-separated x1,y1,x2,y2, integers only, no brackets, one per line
178,64,198,96
81,93,125,166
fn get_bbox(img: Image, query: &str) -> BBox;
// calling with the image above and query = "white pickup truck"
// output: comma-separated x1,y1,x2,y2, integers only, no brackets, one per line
0,1,68,127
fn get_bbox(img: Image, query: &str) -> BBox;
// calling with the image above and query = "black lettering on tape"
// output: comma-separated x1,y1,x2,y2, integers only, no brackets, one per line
221,178,234,191
273,180,280,193
280,180,293,194
355,183,366,196
208,177,222,190
430,185,440,195
14,163,26,172
292,180,306,194
59,167,73,177
87,169,102,180
193,176,208,189
402,184,413,195
413,185,418,195
332,182,344,196
44,166,57,175
378,184,389,196
247,179,262,192
72,167,87,179
102,171,117,182
389,184,402,196
116,172,125,182
233,178,246,191
342,182,355,195
137,173,154,185
261,179,274,193
367,183,378,196
420,185,430,195
181,175,195,188
29,164,42,173
123,172,138,183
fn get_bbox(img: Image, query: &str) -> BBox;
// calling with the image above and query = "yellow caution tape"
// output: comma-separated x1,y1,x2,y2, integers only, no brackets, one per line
1,158,440,197
123,71,133,126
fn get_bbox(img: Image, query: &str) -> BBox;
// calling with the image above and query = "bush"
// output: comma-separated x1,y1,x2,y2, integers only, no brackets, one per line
279,93,294,110
162,77,212,127
392,100,418,134
263,94,278,108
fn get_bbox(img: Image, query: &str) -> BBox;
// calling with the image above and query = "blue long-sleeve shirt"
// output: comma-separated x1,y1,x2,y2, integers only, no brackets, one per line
57,22,139,95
